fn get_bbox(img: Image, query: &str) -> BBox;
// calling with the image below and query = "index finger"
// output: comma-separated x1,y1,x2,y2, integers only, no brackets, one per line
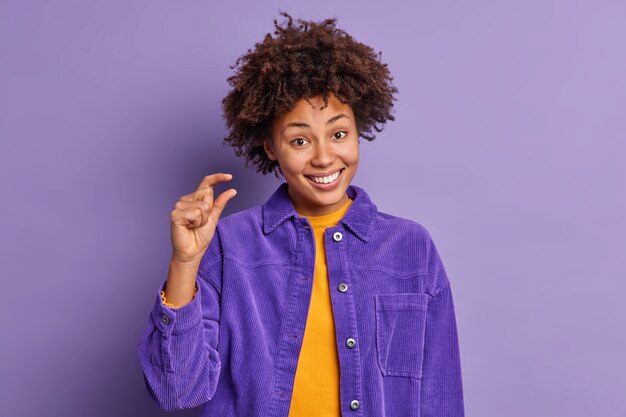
192,172,233,202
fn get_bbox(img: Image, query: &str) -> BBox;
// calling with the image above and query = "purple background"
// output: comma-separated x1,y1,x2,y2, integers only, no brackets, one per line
1,1,625,416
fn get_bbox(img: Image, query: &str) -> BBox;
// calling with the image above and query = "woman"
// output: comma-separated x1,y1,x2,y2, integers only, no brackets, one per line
138,11,465,417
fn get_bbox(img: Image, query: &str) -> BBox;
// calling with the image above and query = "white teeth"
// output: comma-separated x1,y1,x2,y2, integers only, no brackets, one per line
310,170,341,184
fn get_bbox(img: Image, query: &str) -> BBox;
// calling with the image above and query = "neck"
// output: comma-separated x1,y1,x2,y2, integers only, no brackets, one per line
291,192,350,217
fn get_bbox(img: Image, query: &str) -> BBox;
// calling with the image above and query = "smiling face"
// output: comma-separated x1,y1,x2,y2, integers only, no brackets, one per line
263,92,360,217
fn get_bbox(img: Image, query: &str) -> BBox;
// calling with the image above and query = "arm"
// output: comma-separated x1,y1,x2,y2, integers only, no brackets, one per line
137,228,224,411
420,235,465,417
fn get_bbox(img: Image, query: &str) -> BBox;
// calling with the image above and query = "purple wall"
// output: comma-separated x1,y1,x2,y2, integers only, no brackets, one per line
1,1,625,416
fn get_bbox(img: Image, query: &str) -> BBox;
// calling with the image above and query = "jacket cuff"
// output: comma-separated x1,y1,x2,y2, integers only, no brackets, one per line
150,280,202,337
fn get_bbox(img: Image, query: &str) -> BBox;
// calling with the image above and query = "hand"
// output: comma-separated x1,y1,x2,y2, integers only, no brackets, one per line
170,173,237,264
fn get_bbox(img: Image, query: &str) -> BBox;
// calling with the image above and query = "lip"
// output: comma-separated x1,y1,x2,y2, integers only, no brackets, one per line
304,168,345,190
304,168,344,179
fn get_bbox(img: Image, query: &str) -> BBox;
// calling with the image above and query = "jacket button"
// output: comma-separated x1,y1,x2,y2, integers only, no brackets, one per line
350,399,360,410
338,283,348,292
346,338,356,348
332,232,343,242
161,315,170,325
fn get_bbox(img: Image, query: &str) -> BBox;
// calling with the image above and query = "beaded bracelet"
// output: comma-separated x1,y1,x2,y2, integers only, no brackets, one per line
161,285,198,309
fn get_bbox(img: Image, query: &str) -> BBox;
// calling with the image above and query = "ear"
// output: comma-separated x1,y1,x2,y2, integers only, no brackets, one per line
263,138,277,161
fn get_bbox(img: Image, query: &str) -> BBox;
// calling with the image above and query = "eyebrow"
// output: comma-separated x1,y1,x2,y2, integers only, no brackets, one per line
281,113,350,135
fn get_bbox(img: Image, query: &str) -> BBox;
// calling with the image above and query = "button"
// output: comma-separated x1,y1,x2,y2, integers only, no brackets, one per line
161,315,170,325
332,232,343,242
338,283,348,292
346,338,356,348
350,399,360,410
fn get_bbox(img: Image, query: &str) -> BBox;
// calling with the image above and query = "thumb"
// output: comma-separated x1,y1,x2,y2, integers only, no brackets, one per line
209,188,237,224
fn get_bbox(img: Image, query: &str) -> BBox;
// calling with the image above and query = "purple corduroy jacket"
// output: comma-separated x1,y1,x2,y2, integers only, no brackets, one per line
138,181,465,416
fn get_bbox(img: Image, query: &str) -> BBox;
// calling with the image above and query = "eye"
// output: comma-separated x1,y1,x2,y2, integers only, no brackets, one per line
291,137,309,147
333,131,348,140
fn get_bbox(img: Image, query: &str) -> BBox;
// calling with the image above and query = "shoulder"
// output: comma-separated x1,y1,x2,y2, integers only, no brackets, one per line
373,209,435,245
212,204,293,265
218,205,264,232
370,209,448,291
213,205,266,247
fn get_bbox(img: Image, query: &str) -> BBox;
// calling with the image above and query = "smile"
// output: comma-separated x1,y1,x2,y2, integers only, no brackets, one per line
305,169,344,185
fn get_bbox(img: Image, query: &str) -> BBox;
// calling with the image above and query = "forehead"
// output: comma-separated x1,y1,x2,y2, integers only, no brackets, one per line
275,93,354,125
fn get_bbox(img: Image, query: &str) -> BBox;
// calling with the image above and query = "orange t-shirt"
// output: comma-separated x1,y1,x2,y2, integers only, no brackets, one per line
288,197,353,417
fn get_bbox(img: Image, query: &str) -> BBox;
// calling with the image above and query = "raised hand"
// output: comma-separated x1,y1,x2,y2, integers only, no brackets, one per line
170,173,237,264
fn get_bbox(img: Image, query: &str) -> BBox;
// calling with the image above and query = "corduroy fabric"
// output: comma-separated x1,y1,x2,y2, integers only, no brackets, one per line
137,182,465,416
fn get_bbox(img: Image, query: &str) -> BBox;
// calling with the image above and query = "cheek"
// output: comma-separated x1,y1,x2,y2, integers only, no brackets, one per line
341,144,360,165
279,155,307,175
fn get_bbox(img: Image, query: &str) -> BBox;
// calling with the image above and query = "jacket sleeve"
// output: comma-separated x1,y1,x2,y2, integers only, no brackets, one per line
137,227,224,411
420,235,465,417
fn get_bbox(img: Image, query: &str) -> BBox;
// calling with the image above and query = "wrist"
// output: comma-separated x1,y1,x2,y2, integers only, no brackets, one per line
170,254,202,269
164,256,201,307
161,283,197,309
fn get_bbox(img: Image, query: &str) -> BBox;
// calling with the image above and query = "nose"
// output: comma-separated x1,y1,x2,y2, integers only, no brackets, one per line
311,140,335,167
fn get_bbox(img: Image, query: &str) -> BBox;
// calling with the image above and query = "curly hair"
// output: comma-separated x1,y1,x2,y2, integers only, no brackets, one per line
221,11,399,177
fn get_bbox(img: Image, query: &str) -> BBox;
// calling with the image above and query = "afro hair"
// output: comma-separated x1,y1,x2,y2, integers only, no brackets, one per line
221,11,399,177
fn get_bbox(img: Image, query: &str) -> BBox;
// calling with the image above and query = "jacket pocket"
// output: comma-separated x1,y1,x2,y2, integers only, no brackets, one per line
375,293,430,379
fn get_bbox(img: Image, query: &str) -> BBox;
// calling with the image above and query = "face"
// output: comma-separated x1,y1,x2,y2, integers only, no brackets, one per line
263,92,360,217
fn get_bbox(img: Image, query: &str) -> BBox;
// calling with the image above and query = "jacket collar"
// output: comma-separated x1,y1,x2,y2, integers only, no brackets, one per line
262,182,377,242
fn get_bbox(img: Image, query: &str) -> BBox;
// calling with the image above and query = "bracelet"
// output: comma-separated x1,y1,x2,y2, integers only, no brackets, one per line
161,284,198,308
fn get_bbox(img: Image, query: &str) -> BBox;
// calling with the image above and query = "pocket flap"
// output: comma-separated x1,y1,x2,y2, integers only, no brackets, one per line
375,293,429,311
